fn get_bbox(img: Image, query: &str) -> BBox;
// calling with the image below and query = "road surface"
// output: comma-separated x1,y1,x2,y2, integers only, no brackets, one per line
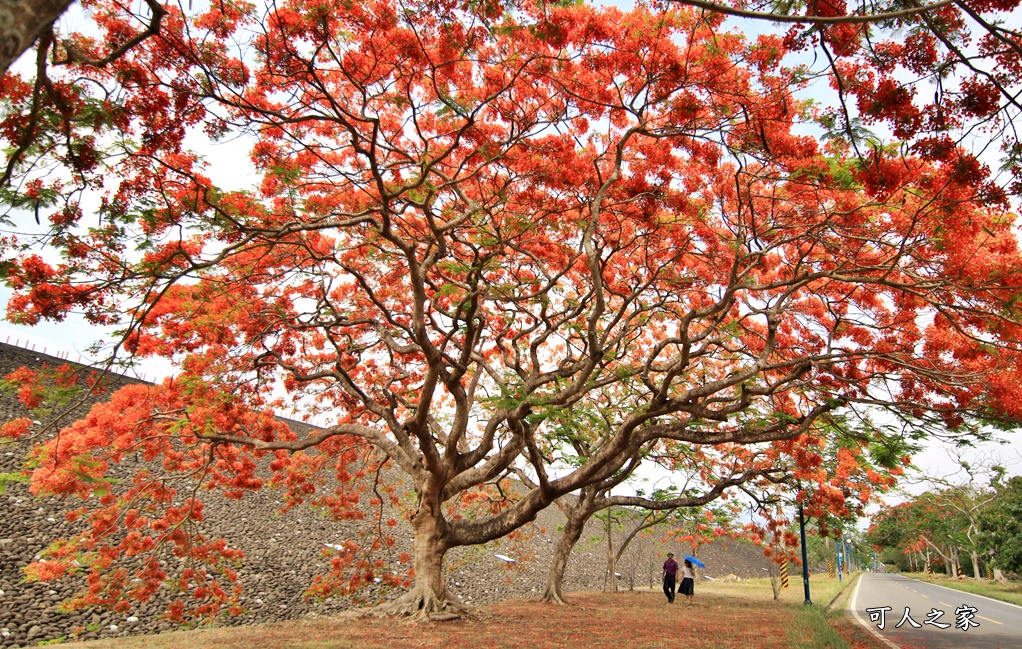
849,572,1022,649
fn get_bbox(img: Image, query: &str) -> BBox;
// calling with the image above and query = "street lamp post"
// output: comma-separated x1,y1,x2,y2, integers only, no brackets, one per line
836,532,843,582
798,502,812,605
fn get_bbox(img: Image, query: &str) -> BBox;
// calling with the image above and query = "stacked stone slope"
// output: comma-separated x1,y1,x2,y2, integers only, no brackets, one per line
0,342,771,647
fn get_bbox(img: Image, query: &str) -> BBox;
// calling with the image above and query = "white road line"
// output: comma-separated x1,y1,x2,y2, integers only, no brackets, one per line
849,575,901,649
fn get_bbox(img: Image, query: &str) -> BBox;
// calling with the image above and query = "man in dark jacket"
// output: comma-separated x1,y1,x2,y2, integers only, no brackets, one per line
662,552,679,603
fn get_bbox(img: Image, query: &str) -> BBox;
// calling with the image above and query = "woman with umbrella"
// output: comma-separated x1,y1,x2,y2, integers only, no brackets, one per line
680,555,704,603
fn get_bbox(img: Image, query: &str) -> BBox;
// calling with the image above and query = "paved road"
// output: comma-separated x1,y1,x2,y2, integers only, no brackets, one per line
849,573,1022,649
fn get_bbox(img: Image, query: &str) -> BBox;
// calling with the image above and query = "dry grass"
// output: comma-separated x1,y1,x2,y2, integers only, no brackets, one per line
696,573,849,605
59,574,883,649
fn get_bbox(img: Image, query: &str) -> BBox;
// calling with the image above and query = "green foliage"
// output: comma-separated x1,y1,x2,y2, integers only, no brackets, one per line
978,476,1022,575
0,471,29,495
786,602,857,649
869,493,971,551
866,433,917,470
818,114,883,150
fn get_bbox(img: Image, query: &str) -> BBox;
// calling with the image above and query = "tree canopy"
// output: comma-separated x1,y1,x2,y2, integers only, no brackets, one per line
668,0,1022,198
1,0,1022,619
869,466,1022,579
978,476,1022,576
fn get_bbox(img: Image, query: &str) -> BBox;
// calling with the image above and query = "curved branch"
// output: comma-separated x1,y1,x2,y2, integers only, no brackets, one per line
672,0,956,25
196,423,381,453
59,0,166,67
599,468,785,511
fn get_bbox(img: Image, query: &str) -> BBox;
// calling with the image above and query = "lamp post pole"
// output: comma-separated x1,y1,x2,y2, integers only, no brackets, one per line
799,502,812,605
836,531,843,583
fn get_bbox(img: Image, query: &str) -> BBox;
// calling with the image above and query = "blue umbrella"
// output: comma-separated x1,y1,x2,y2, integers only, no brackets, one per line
682,554,706,568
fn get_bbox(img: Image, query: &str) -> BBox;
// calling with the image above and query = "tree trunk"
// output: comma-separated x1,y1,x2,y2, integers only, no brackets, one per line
768,562,781,600
0,0,75,73
374,496,465,618
648,549,656,589
606,513,618,594
540,509,587,604
613,511,663,591
988,550,1009,584
970,550,981,580
920,537,955,577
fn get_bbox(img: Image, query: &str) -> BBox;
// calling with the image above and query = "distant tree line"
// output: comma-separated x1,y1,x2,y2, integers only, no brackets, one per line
867,471,1022,582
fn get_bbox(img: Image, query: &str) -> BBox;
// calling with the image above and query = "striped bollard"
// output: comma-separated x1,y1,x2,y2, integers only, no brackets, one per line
780,557,789,589
827,559,835,579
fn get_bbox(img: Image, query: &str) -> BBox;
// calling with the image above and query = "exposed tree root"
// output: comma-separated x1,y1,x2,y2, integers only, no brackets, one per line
539,588,568,605
360,586,470,621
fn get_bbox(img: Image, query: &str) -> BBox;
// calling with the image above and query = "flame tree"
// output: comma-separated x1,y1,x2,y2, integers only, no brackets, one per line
2,0,1022,618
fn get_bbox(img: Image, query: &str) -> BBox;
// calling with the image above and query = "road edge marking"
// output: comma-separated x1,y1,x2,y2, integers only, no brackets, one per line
848,574,901,649
900,575,1022,611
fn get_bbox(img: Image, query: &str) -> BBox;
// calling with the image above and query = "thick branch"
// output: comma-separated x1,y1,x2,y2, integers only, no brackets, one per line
672,0,956,25
0,0,74,74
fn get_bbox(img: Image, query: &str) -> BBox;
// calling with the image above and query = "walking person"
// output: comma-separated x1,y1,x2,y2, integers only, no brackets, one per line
679,558,696,603
662,552,679,603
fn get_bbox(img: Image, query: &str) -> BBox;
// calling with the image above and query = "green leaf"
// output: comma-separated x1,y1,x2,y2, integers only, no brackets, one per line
0,472,29,495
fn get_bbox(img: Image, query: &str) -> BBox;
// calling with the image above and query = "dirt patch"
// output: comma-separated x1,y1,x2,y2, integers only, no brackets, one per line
69,590,886,649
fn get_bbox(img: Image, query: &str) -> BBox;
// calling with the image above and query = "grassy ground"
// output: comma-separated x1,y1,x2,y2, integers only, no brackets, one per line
697,572,849,606
57,574,884,649
899,571,1022,607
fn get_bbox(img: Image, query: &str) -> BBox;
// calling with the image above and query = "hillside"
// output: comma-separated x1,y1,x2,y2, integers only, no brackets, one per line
0,342,777,647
